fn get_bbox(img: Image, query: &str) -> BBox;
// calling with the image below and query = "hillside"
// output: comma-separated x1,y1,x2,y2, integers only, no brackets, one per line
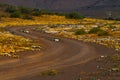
0,0,120,18
0,1,119,80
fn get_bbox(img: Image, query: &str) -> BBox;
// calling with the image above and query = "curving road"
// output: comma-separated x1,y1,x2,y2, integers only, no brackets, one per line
0,26,116,80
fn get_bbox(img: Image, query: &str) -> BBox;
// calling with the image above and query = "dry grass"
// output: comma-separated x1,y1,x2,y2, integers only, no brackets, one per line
0,15,80,57
0,15,120,57
0,32,34,57
0,15,80,27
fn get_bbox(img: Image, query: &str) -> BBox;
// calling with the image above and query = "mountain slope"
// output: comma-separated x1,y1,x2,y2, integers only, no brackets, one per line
0,0,120,17
0,0,98,10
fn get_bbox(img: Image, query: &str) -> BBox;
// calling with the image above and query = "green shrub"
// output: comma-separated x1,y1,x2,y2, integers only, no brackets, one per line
65,12,85,19
22,15,34,20
75,29,86,35
97,30,109,36
90,77,97,80
89,27,109,36
31,8,41,16
19,7,31,14
108,25,116,29
32,12,41,16
39,10,52,15
5,6,17,13
10,11,21,18
88,27,102,34
50,25,58,28
41,69,58,76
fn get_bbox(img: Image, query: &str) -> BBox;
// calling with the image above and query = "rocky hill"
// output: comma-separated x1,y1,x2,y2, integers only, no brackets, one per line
0,0,120,18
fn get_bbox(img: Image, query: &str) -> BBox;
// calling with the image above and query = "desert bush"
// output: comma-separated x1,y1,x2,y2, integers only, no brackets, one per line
50,25,58,28
32,11,41,16
41,69,58,76
108,25,116,29
88,27,102,34
5,6,17,13
89,27,109,36
111,54,120,61
39,10,59,15
19,7,31,14
75,29,86,35
65,12,85,19
90,77,97,80
22,15,34,20
97,30,109,36
105,17,120,21
32,8,41,16
10,11,21,18
39,10,61,16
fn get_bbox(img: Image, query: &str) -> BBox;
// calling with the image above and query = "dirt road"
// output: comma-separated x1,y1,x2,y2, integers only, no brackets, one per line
0,26,116,80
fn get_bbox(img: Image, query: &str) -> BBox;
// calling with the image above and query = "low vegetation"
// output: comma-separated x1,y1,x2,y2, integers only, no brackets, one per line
0,4,85,21
0,3,119,80
41,69,58,76
0,4,119,59
5,6,17,13
75,29,86,35
10,11,21,18
88,27,102,34
97,30,109,36
22,15,34,20
65,12,85,19
0,32,34,57
88,27,109,36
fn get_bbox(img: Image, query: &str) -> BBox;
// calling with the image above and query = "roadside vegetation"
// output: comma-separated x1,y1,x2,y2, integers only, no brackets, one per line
0,4,82,57
37,18,119,79
65,12,85,19
88,27,109,36
0,4,119,59
0,4,84,27
0,4,85,19
0,3,119,80
39,18,120,52
75,29,86,35
41,69,58,76
0,31,33,57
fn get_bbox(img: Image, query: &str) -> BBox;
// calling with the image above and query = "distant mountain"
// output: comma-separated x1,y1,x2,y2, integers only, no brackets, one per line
0,0,120,18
